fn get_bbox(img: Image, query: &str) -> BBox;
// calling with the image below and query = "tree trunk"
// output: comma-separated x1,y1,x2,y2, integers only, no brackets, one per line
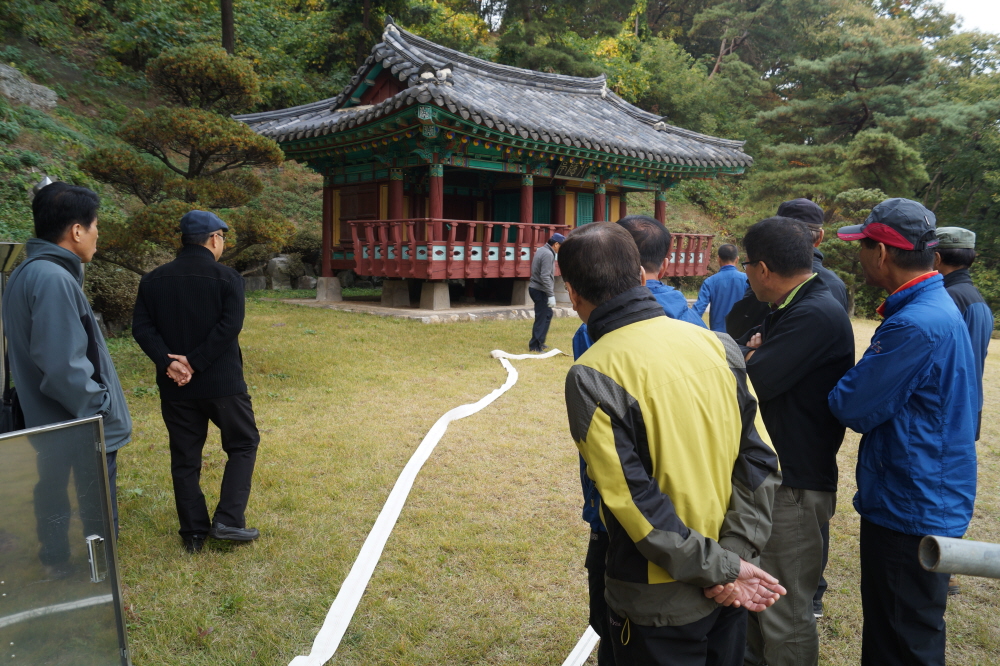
221,0,235,54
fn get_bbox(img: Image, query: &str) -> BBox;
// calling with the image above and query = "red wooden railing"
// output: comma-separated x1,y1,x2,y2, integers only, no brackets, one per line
346,219,712,280
665,233,713,277
348,219,570,280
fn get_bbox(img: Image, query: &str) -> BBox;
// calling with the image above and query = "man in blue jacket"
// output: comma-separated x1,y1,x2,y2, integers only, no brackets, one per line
3,182,132,575
570,215,705,665
691,244,748,331
829,199,978,666
573,215,705,350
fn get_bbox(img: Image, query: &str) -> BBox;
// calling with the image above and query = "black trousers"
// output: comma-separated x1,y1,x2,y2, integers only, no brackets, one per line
528,287,553,351
608,605,747,666
586,530,616,665
860,518,949,666
161,393,260,539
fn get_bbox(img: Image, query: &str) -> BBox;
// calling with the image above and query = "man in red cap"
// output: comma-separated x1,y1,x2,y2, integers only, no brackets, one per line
829,198,978,666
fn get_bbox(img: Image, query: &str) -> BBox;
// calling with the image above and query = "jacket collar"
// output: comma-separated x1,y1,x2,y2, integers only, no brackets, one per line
777,273,817,310
877,272,942,318
25,238,84,286
645,279,672,294
718,264,737,272
178,244,217,261
813,248,825,261
587,285,665,343
942,268,973,289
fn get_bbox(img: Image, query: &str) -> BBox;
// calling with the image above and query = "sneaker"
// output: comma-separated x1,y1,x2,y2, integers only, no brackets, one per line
948,574,960,596
813,599,823,619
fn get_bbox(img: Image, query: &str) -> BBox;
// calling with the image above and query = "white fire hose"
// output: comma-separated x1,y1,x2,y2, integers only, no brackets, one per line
288,348,596,666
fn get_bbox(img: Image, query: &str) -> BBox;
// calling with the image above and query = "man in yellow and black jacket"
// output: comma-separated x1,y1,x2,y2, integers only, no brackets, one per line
560,223,784,666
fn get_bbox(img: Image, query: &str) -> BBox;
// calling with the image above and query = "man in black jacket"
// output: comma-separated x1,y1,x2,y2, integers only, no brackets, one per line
726,199,848,339
738,218,855,666
133,210,260,553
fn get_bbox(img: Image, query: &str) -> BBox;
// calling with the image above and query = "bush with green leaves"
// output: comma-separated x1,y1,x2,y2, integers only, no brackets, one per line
0,120,19,143
84,259,141,333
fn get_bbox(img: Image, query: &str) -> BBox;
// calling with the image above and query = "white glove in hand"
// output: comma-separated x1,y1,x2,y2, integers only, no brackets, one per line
547,296,557,307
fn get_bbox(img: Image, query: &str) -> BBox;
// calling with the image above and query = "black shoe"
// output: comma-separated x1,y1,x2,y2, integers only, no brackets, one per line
183,535,207,553
209,523,260,542
813,599,824,619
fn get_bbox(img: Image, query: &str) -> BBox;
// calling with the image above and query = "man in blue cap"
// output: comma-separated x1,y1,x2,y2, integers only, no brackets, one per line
133,210,261,553
828,198,978,666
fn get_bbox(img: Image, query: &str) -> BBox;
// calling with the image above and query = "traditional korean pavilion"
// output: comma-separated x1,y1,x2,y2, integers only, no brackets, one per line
236,18,753,309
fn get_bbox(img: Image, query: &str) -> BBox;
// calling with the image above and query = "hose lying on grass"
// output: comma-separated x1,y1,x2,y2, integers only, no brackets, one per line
289,348,590,666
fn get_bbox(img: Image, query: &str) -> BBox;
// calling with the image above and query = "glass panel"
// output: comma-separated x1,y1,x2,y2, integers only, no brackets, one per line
0,417,129,665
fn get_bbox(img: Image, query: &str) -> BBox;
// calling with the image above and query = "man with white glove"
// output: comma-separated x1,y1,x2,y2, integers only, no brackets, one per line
528,232,564,352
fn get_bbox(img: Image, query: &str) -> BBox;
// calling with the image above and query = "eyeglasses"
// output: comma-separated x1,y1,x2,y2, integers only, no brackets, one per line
741,260,760,270
211,232,226,241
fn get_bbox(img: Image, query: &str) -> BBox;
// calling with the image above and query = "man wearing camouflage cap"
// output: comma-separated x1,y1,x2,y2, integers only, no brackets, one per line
935,227,993,441
829,199,978,666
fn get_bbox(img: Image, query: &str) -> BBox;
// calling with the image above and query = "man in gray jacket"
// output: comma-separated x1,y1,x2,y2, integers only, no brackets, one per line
2,182,131,570
528,232,564,352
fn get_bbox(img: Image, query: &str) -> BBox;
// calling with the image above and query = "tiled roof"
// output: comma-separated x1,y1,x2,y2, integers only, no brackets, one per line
235,20,752,170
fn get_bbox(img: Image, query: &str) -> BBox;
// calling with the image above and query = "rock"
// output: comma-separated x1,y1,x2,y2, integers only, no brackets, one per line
297,275,317,289
0,64,57,110
337,270,356,288
267,255,292,290
244,276,266,291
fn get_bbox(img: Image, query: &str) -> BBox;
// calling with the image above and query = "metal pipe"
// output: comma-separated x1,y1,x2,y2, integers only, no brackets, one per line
919,535,1000,578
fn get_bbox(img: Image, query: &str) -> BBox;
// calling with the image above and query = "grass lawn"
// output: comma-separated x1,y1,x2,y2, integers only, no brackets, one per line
109,305,1000,665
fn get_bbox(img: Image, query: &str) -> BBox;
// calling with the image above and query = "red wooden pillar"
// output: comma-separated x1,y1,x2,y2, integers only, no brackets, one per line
594,183,606,222
321,177,333,278
520,174,533,225
654,189,667,224
554,184,566,227
389,168,404,220
619,192,628,219
429,163,444,240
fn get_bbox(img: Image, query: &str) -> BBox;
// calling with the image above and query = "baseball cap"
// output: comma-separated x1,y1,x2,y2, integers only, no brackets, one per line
777,198,824,228
837,198,938,251
180,210,229,235
935,227,975,250
550,233,566,244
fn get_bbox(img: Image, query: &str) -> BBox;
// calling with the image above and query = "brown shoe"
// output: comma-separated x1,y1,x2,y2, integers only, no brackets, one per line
948,574,960,596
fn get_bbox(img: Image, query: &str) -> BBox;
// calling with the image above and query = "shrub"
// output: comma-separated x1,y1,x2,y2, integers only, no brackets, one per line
0,153,20,170
0,120,19,143
84,260,140,334
17,149,41,167
286,227,322,269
